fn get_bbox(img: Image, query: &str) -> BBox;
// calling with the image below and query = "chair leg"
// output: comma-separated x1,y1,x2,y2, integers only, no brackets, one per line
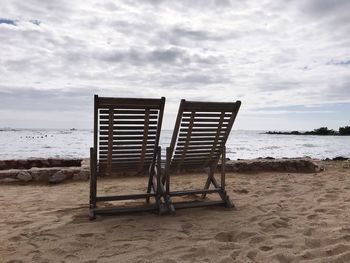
89,148,97,220
164,147,175,214
146,173,154,204
146,154,156,203
201,167,214,199
210,176,234,208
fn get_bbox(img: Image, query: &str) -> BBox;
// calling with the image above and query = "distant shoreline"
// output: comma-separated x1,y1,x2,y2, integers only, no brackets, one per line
265,126,350,136
264,131,350,136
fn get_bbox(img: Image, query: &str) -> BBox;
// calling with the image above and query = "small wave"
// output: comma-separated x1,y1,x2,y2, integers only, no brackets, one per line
261,146,280,150
301,143,317,148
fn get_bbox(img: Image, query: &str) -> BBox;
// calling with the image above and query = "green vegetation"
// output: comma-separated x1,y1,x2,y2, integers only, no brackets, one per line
339,126,350,135
266,126,350,136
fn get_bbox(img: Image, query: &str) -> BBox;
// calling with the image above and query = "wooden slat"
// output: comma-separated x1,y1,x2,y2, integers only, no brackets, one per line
99,154,153,159
100,125,157,130
99,150,153,155
177,137,216,142
182,113,231,118
99,115,158,120
174,151,210,159
100,120,158,125
177,141,222,146
180,128,227,133
107,108,114,176
172,157,210,162
181,123,229,128
99,140,155,146
99,160,152,165
99,136,156,141
174,149,218,154
181,118,230,123
206,112,225,165
182,101,237,111
98,97,163,107
95,193,155,202
99,163,152,170
180,132,220,137
99,130,156,136
175,147,220,153
138,108,149,171
99,145,154,150
176,111,195,168
99,109,158,115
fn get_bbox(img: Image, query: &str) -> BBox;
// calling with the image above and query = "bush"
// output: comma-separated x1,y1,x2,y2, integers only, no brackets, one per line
313,127,336,135
339,126,350,135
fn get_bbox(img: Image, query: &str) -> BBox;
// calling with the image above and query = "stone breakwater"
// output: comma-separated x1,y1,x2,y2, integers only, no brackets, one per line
0,157,329,184
218,158,324,173
0,158,90,183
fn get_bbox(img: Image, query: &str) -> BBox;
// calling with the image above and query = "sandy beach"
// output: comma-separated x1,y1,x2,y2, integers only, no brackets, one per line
1,161,350,263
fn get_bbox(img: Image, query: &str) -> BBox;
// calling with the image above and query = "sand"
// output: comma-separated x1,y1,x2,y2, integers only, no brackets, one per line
1,161,350,263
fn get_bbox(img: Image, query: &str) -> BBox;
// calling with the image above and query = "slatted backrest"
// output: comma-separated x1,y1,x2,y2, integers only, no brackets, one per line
94,95,165,175
168,100,241,171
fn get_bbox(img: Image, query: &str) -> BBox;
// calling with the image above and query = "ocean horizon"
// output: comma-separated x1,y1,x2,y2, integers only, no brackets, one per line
1,128,349,160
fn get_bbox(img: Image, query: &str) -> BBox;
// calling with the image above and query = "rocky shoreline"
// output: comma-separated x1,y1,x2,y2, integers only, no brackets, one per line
2,157,347,184
0,158,90,184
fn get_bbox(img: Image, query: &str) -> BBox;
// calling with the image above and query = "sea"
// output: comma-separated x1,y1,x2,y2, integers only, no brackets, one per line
0,129,349,160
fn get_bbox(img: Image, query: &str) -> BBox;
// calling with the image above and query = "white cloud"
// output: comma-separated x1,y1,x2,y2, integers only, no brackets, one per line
0,0,349,129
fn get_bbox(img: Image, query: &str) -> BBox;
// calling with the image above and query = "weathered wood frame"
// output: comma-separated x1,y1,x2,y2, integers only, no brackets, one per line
162,99,241,212
89,95,166,219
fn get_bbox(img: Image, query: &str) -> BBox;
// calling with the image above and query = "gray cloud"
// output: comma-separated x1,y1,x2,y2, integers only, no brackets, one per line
0,0,349,129
95,47,217,66
0,18,17,25
327,59,350,66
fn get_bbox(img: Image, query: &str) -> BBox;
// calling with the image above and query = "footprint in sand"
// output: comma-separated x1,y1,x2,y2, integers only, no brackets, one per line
65,254,79,261
249,236,265,244
314,208,326,213
273,253,296,263
214,231,255,243
303,227,315,236
259,245,273,251
77,233,95,238
181,223,193,235
307,214,318,220
304,237,321,249
325,244,350,257
324,193,338,199
246,250,258,260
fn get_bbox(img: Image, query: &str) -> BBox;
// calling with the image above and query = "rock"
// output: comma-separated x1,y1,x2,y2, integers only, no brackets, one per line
73,169,90,180
81,159,90,168
218,158,324,173
0,169,18,179
49,171,67,184
31,168,59,181
0,178,19,183
16,171,32,182
18,159,30,169
49,158,63,167
332,156,348,161
0,160,6,170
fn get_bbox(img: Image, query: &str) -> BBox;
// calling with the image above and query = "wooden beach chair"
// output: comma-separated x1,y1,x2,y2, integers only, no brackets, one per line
89,95,166,219
162,99,241,212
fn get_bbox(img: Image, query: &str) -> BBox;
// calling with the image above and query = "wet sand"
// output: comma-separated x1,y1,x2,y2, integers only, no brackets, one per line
1,161,350,263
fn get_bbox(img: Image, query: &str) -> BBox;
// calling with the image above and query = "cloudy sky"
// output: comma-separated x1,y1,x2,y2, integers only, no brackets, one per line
1,0,349,130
